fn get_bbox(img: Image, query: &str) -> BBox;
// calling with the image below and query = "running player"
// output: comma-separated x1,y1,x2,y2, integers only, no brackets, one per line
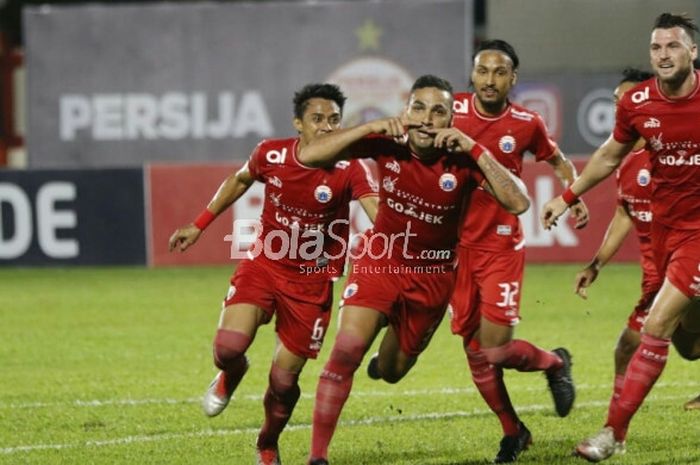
449,39,583,463
169,83,378,465
541,13,700,462
297,74,530,465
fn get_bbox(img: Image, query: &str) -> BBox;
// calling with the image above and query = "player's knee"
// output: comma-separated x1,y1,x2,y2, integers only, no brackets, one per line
213,329,252,370
672,326,700,360
321,332,367,381
481,341,513,366
380,358,414,384
616,336,639,360
269,364,300,399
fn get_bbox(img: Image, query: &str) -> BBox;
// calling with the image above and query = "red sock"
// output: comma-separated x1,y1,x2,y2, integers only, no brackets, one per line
257,364,301,450
606,334,670,441
466,345,520,436
213,329,252,392
309,332,367,461
481,339,562,373
607,373,625,420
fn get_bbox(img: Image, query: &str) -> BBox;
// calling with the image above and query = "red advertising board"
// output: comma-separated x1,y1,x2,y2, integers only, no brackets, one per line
148,164,238,266
147,160,641,267
521,159,640,262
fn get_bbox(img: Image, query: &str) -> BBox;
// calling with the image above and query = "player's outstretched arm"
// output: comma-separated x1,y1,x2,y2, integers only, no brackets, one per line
168,164,255,252
541,136,633,230
430,127,530,215
297,117,414,167
574,205,633,299
546,150,590,229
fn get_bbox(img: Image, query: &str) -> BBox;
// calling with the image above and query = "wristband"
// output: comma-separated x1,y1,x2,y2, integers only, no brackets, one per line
561,187,579,206
193,209,216,230
470,143,486,161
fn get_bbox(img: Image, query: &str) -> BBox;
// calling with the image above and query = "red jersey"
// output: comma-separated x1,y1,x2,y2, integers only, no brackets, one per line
617,148,653,242
452,92,557,251
350,136,483,266
617,148,657,283
614,72,700,230
247,137,377,280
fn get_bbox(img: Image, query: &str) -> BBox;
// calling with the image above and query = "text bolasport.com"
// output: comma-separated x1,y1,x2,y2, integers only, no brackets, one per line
224,219,452,275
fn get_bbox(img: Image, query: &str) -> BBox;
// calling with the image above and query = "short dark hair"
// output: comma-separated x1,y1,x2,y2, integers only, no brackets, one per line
293,83,347,120
473,39,519,70
653,13,698,42
411,74,453,94
619,68,654,85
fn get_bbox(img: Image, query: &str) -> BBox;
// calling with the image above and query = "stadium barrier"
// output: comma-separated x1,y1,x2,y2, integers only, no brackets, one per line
0,160,638,266
0,168,146,265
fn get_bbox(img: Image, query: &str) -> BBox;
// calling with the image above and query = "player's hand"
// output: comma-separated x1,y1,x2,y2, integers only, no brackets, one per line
368,116,419,138
426,127,471,152
540,196,568,230
574,265,598,299
569,199,590,229
168,224,202,252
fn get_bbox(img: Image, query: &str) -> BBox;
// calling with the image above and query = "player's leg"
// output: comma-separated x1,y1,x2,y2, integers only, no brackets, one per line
203,302,268,417
672,299,700,360
450,247,526,462
308,305,385,463
476,248,573,418
203,260,275,417
256,344,307,465
368,324,417,383
257,278,333,465
575,279,691,462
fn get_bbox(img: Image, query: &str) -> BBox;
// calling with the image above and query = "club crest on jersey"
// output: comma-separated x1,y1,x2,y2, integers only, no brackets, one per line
314,185,333,203
439,173,458,192
343,283,359,299
637,169,651,187
383,176,397,193
498,135,516,154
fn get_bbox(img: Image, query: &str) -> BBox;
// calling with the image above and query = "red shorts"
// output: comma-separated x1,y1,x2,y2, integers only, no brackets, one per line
223,257,333,359
342,256,456,357
652,223,700,299
627,246,662,332
449,246,524,341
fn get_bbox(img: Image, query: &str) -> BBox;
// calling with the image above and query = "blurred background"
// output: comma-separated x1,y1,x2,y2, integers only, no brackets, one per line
1,0,698,267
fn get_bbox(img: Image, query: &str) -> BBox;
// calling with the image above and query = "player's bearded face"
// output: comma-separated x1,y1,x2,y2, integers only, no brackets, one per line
405,87,453,152
295,98,342,144
650,27,698,86
471,51,516,107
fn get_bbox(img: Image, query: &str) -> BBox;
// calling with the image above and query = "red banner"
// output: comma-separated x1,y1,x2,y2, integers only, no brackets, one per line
147,160,641,267
520,159,639,262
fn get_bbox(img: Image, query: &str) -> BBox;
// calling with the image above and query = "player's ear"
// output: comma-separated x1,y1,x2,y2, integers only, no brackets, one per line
511,71,518,86
292,117,303,133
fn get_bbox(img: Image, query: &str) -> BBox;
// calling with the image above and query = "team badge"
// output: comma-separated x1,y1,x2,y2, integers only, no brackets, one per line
498,135,516,154
314,185,333,203
439,173,457,192
343,283,359,299
637,169,650,187
383,176,397,193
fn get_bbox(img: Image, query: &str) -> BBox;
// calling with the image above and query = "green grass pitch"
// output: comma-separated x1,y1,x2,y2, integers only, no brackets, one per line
1,264,698,465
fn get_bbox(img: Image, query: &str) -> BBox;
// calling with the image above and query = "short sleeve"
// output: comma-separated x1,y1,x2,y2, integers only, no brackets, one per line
348,159,379,199
246,141,266,182
612,99,638,144
529,114,558,162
